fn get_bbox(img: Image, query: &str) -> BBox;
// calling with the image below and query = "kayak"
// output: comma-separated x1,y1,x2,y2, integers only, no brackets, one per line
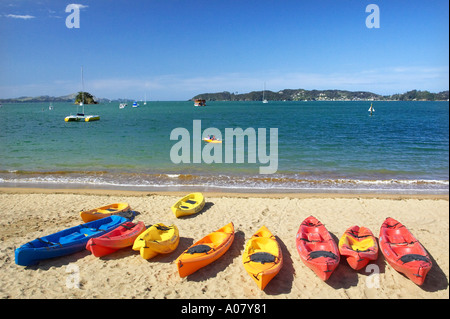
242,226,283,290
15,215,128,266
379,217,432,285
132,223,180,259
80,202,131,223
295,216,340,280
203,138,222,143
175,222,234,277
86,221,146,257
171,193,205,218
338,225,378,270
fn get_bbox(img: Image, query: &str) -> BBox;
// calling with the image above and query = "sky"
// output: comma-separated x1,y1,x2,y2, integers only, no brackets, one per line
0,0,448,101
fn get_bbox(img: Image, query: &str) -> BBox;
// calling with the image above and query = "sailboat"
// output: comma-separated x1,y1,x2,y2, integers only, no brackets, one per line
262,82,268,103
65,67,100,122
368,103,375,116
144,93,147,105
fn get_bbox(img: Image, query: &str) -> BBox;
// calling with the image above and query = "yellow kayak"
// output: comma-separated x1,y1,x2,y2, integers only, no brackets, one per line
171,193,205,218
80,202,130,223
203,138,222,144
132,223,180,259
242,226,283,290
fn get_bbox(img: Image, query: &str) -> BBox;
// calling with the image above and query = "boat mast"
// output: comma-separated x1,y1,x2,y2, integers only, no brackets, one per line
80,66,84,114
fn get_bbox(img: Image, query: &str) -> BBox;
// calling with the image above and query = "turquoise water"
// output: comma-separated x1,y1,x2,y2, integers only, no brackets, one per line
0,101,448,193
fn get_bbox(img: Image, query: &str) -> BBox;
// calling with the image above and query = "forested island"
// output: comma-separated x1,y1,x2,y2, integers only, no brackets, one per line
192,89,449,102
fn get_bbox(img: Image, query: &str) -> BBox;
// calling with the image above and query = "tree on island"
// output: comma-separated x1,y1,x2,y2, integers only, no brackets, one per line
75,91,98,104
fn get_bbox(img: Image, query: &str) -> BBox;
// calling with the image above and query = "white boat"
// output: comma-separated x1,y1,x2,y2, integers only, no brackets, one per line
65,67,100,122
368,103,375,115
119,103,127,109
262,82,268,103
49,102,53,110
144,93,147,105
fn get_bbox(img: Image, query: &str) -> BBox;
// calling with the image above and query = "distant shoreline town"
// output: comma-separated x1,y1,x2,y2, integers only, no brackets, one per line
0,89,448,103
192,89,449,102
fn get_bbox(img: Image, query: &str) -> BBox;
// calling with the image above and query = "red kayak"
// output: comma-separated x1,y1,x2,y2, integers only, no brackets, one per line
379,217,432,285
338,225,379,270
86,221,146,257
296,216,340,281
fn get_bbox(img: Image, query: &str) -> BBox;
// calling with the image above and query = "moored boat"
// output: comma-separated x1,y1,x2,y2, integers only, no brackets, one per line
194,99,206,106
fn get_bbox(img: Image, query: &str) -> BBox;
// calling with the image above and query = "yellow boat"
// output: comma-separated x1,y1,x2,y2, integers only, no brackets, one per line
79,202,130,223
171,193,205,218
132,223,180,259
175,222,234,277
203,138,222,144
242,226,283,290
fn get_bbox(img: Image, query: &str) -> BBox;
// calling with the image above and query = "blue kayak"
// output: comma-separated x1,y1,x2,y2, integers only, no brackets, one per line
15,215,128,266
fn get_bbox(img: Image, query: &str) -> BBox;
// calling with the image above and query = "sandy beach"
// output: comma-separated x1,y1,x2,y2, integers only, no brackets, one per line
0,187,448,299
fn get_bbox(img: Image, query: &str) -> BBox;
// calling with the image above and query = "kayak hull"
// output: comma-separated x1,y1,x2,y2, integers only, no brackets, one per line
338,225,378,270
80,202,131,222
86,221,146,257
296,216,340,281
132,223,180,260
379,217,432,285
171,193,205,218
242,226,283,290
15,215,128,266
176,223,234,277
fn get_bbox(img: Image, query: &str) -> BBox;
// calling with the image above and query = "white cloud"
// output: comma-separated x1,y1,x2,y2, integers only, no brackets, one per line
5,14,35,19
68,4,89,10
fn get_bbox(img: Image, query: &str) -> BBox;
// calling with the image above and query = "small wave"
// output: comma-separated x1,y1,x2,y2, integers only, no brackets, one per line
0,171,448,194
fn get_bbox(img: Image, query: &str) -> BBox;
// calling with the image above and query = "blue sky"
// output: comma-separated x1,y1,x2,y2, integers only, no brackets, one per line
0,0,448,100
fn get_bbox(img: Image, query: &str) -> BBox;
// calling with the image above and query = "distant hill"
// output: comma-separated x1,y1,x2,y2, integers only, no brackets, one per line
192,89,449,102
0,93,117,104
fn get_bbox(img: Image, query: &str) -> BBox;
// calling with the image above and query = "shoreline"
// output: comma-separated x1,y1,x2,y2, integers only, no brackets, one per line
1,186,448,200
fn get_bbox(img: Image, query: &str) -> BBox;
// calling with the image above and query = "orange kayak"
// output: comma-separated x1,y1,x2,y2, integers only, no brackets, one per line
175,222,234,278
379,217,432,285
80,202,131,223
86,221,146,257
296,216,340,281
338,225,378,270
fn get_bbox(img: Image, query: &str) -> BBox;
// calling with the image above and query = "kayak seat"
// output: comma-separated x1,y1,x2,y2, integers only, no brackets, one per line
186,244,212,254
249,252,276,264
185,200,197,205
308,250,338,260
399,254,429,264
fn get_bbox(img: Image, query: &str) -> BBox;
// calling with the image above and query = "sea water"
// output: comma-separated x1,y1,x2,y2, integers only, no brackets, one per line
0,100,448,194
